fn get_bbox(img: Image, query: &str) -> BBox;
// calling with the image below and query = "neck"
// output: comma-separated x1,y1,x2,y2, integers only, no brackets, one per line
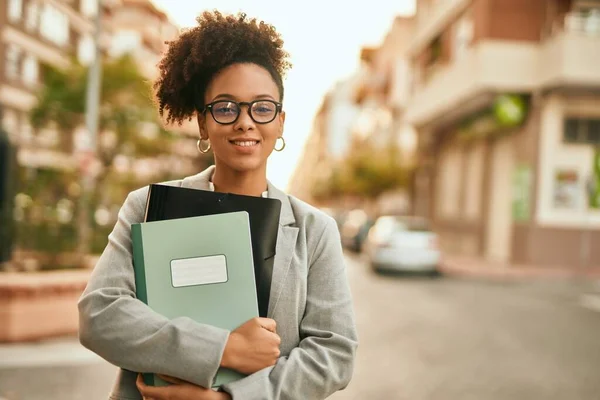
211,163,268,197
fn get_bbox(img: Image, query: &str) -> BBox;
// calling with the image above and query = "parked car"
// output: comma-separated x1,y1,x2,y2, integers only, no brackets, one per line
340,209,373,252
364,215,441,275
320,207,347,231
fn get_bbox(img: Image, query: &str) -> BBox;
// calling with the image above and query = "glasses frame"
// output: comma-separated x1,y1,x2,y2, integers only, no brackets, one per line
202,99,283,125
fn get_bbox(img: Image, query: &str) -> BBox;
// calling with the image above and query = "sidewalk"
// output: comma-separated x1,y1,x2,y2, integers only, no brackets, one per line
0,336,101,368
441,255,600,280
0,336,117,400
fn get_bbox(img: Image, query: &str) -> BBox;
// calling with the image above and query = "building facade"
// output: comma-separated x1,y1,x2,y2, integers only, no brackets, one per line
407,0,600,267
0,0,115,170
289,16,417,208
107,0,201,178
288,76,363,203
0,0,201,180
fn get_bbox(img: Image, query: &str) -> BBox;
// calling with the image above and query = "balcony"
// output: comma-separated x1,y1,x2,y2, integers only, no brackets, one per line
47,0,94,35
0,84,38,111
409,0,472,57
405,40,539,127
539,12,600,88
17,148,77,171
1,26,70,70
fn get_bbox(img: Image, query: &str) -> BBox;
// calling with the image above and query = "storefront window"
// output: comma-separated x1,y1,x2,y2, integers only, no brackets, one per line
564,117,600,145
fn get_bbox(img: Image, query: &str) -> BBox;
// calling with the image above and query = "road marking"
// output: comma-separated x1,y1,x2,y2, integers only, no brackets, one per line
580,294,600,313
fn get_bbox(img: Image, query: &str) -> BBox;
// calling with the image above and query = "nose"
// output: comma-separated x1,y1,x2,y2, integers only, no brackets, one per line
233,104,255,132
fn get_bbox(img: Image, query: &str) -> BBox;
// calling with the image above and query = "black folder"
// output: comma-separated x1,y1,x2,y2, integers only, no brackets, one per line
143,184,282,317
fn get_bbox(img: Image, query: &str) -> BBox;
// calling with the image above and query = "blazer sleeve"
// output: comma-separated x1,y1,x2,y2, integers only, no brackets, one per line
220,217,359,399
77,189,230,389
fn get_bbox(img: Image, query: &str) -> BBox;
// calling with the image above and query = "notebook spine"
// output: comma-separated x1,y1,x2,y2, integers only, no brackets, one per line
131,224,148,305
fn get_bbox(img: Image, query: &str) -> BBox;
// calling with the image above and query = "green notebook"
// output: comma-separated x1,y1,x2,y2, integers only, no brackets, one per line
131,211,258,389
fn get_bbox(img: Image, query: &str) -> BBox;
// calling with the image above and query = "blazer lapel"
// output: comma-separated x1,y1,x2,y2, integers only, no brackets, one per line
267,182,298,318
180,165,215,190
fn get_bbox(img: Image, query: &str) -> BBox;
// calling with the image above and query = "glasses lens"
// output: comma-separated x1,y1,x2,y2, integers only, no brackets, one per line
251,101,277,123
211,101,239,123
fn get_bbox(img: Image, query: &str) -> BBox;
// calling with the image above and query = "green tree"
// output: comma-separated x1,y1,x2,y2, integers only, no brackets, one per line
29,55,176,264
31,55,173,176
319,136,411,201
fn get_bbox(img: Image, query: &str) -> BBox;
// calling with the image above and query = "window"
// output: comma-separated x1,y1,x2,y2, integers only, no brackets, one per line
25,0,41,32
22,55,39,86
5,45,22,81
40,5,70,46
78,35,95,65
452,11,474,61
109,31,141,57
80,0,98,17
1,109,19,136
563,117,600,145
20,119,34,145
8,0,23,22
565,3,600,36
589,120,600,143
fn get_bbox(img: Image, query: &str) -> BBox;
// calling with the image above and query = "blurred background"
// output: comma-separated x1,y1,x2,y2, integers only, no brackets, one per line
1,0,600,399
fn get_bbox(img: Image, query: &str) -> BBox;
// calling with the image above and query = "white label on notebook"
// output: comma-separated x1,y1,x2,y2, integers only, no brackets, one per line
170,255,228,287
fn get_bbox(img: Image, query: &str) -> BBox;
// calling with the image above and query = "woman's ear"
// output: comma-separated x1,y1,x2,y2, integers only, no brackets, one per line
197,113,208,140
279,110,286,135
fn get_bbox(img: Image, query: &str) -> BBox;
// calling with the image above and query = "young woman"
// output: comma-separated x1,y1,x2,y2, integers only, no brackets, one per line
78,11,358,400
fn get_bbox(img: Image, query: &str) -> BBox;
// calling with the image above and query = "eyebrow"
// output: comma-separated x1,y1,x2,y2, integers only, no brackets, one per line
211,93,277,102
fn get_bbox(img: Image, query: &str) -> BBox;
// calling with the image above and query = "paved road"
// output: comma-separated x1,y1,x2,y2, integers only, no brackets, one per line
332,254,600,400
1,254,599,400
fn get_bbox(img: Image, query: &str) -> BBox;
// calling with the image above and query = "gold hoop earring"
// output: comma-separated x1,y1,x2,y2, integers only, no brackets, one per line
197,139,210,154
274,137,285,152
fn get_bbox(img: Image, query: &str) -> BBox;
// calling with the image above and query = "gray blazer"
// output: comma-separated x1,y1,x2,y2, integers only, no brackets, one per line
78,166,358,400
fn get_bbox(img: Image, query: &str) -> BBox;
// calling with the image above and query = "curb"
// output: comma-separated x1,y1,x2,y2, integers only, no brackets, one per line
440,258,600,281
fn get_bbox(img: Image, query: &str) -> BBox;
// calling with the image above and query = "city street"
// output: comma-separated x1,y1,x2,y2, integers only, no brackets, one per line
332,254,600,400
1,253,600,400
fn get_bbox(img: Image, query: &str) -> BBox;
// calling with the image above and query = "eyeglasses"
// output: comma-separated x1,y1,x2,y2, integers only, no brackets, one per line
202,100,283,125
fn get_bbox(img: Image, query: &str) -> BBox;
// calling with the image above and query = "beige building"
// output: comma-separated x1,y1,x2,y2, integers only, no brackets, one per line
288,96,335,203
289,16,418,207
353,16,417,166
288,79,359,203
107,0,200,177
0,0,200,179
407,0,600,267
108,0,178,79
0,0,117,170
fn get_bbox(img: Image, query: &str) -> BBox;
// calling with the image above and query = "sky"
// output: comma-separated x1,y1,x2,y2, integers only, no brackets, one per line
150,0,416,190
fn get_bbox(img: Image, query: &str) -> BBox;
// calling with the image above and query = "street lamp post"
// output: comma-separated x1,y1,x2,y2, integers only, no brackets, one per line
77,0,103,263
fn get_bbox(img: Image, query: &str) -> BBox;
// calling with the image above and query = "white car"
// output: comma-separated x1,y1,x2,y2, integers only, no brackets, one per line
364,216,441,275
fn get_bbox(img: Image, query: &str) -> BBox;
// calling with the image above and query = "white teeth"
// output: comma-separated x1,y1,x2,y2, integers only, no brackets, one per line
232,141,258,147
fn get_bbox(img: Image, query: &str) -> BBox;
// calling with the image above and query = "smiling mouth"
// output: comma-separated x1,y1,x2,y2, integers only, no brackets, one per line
230,140,259,147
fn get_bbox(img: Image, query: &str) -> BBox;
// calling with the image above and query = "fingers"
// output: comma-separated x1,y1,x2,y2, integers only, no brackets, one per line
156,374,187,385
257,317,277,333
136,374,162,399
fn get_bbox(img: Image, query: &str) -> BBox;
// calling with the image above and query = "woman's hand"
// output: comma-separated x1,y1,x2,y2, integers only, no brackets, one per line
221,317,281,374
136,374,231,400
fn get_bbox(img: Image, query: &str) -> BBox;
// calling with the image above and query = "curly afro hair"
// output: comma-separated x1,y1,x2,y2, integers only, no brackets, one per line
153,10,292,126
